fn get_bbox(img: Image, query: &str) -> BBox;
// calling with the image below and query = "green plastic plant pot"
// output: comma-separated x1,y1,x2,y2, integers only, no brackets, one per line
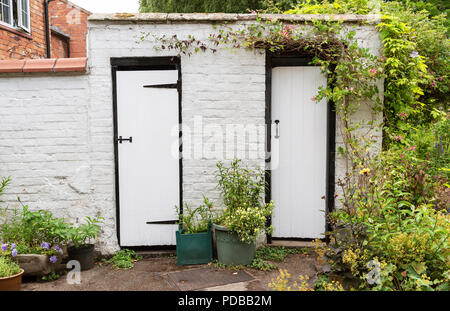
176,223,213,266
213,224,256,266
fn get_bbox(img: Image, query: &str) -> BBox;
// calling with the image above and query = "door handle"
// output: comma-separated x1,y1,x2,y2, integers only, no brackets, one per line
116,136,133,144
274,120,280,139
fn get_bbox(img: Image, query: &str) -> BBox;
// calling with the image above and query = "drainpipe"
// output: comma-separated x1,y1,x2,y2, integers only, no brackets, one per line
44,0,56,58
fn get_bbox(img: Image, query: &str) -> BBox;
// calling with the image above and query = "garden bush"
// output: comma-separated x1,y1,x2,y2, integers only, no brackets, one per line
176,196,215,234
214,159,274,244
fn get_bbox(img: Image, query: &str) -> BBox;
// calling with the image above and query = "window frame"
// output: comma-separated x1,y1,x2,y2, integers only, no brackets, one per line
0,0,31,34
0,0,14,28
17,0,30,32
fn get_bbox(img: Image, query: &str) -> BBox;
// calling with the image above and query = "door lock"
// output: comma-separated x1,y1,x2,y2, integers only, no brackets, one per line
116,136,133,144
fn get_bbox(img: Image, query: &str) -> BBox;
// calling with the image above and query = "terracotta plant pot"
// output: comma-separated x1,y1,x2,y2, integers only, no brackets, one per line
0,269,24,291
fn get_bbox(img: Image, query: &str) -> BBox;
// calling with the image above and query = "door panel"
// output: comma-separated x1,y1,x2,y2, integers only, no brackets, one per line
116,70,180,246
271,66,327,239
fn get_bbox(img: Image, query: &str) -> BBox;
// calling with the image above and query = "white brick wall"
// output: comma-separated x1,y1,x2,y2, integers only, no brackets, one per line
0,19,383,254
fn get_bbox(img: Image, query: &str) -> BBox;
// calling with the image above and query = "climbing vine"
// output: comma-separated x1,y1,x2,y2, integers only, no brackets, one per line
139,14,383,172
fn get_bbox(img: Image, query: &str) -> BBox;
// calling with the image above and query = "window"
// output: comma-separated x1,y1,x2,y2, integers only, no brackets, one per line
0,0,30,33
0,0,13,26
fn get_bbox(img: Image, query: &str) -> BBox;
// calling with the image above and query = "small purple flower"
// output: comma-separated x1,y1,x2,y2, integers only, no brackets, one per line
49,256,57,264
11,243,16,249
409,51,419,58
55,245,63,255
40,242,50,250
1,243,8,251
11,249,18,257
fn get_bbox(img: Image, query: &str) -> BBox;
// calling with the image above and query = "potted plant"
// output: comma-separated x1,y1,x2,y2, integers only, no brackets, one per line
175,196,215,266
0,248,24,291
213,159,274,266
68,216,103,271
0,187,70,277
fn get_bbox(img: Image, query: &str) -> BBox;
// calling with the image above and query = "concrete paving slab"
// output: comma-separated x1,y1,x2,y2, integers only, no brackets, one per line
167,268,254,291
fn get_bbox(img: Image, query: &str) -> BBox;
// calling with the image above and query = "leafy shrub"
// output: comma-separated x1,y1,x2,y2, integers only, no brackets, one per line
219,203,273,244
69,216,103,248
176,196,215,234
268,269,344,291
316,151,450,291
102,249,142,270
214,159,274,244
0,204,71,254
0,256,21,278
216,159,267,214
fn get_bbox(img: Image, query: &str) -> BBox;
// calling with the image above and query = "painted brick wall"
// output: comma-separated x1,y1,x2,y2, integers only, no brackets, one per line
0,0,46,59
49,0,90,58
0,17,383,254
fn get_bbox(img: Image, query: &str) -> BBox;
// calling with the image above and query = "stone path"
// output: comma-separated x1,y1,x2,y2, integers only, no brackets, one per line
21,252,318,291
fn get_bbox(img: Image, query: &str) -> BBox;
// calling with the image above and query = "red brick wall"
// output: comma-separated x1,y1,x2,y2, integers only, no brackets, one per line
50,34,69,58
0,0,47,60
0,0,90,60
49,0,90,58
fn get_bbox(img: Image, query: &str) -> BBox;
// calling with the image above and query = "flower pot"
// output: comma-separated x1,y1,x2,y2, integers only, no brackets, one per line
68,244,95,271
176,223,213,266
213,224,256,266
16,254,63,277
0,269,24,291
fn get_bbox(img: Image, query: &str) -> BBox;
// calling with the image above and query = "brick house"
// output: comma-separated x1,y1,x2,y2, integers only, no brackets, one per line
0,0,90,59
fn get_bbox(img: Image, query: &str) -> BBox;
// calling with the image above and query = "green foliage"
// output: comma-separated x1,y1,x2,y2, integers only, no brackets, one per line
286,0,380,14
255,246,300,261
69,216,103,248
248,246,300,271
41,271,62,282
139,0,262,13
101,249,143,270
215,159,273,244
315,149,450,290
248,257,278,271
176,196,215,234
0,203,72,252
263,0,449,146
0,256,21,278
216,159,267,214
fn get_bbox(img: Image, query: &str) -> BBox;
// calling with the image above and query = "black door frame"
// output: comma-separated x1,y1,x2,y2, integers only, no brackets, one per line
111,57,182,247
265,52,336,243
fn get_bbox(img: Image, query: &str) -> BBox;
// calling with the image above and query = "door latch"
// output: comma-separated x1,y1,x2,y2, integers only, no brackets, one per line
274,120,280,139
116,136,133,144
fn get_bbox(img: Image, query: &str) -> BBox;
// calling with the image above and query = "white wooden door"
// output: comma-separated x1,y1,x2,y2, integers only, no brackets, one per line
271,66,328,239
116,70,180,246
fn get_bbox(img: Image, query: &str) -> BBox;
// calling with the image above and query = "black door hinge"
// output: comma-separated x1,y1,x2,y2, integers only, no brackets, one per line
143,80,181,93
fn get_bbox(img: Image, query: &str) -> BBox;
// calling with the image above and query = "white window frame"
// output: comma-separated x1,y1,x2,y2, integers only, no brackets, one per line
0,0,14,28
17,0,30,33
0,0,31,33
